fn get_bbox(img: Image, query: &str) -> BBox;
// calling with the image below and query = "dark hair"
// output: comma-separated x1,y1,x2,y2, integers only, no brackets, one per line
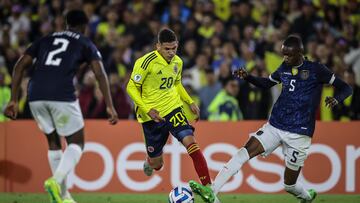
221,76,236,87
158,28,177,43
66,10,88,27
283,35,304,50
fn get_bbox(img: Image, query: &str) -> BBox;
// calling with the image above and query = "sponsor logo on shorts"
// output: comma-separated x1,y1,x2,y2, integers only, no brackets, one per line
256,130,264,136
147,146,154,153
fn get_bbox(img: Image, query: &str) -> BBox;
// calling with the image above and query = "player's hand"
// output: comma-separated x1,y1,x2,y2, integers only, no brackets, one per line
189,103,200,122
233,67,248,79
147,108,165,122
4,101,18,120
325,96,338,108
106,106,118,125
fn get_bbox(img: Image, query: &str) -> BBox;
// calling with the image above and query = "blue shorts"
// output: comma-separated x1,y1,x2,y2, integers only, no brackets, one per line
142,107,194,158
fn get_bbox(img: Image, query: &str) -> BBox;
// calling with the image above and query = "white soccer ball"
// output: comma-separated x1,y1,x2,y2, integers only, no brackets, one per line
168,185,194,203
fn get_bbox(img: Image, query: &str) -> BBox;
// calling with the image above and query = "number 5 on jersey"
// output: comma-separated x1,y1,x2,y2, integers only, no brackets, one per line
45,38,69,66
289,79,296,91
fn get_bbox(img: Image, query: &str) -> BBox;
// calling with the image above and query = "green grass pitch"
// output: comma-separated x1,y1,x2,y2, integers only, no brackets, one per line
0,193,359,203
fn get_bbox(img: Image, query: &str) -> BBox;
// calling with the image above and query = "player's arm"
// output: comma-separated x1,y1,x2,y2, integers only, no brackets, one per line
85,40,118,124
126,59,164,122
175,59,200,119
90,60,118,124
126,79,150,114
4,54,33,119
176,82,194,105
317,64,353,108
233,67,279,89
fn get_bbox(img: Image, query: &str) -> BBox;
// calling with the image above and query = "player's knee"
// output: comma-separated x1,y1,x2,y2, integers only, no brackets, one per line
48,142,62,150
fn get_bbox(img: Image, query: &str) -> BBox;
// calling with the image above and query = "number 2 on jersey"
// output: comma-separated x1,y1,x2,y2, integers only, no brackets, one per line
45,38,69,66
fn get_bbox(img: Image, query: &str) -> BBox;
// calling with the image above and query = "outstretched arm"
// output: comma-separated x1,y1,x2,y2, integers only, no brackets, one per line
233,68,278,89
90,60,118,124
4,54,33,119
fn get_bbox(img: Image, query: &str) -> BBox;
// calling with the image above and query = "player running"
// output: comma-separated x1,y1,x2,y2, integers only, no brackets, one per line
189,35,353,203
4,10,118,203
126,28,212,191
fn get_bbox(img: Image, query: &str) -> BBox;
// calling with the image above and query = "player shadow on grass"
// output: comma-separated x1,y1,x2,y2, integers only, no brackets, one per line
0,160,32,190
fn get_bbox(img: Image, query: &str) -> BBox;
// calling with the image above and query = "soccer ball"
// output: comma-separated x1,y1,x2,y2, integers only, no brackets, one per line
168,185,194,203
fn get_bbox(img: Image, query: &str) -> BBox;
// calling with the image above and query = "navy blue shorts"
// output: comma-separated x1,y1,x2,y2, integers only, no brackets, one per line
142,107,194,158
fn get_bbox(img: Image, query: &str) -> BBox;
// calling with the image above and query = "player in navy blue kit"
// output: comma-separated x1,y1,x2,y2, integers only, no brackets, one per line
4,10,118,203
189,35,353,203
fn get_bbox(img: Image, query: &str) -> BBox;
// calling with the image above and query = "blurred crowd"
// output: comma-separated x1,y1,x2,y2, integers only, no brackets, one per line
0,0,359,122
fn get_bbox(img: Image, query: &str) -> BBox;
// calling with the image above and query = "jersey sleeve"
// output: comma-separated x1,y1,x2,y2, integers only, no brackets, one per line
316,63,335,84
175,57,183,83
83,39,102,62
24,39,41,58
130,58,149,85
269,68,281,84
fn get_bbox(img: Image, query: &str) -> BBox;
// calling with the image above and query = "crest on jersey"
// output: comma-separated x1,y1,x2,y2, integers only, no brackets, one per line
173,65,178,74
291,68,298,76
134,74,142,82
300,70,309,80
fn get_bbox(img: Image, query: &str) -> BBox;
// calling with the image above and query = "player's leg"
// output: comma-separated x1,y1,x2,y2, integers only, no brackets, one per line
166,108,213,202
182,135,211,186
182,135,215,203
45,130,74,201
142,120,168,176
282,132,316,203
47,100,84,203
210,123,281,195
29,101,64,203
47,128,83,203
284,167,316,202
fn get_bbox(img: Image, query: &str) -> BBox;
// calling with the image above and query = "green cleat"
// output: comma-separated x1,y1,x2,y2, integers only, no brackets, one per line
63,198,77,203
189,180,215,203
299,189,317,203
44,178,63,203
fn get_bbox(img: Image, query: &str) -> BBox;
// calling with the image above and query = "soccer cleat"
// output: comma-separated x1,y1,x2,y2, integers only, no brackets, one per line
214,195,221,203
63,198,77,203
189,180,215,203
143,160,154,176
44,178,63,203
299,189,317,203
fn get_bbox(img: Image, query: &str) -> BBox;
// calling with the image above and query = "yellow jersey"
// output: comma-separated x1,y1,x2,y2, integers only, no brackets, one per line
127,50,194,123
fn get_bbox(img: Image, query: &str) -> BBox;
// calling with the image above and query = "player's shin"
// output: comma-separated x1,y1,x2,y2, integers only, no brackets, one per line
212,147,249,194
187,143,211,185
53,144,83,184
48,150,72,198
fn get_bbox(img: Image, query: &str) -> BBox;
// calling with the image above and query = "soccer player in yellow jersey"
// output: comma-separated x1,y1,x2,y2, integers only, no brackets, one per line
126,28,213,197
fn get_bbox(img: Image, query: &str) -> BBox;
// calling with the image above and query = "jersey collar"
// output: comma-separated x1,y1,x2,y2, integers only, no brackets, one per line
155,50,173,65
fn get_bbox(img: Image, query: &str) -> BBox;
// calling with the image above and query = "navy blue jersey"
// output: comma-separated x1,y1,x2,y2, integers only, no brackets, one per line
268,60,335,137
25,30,101,101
